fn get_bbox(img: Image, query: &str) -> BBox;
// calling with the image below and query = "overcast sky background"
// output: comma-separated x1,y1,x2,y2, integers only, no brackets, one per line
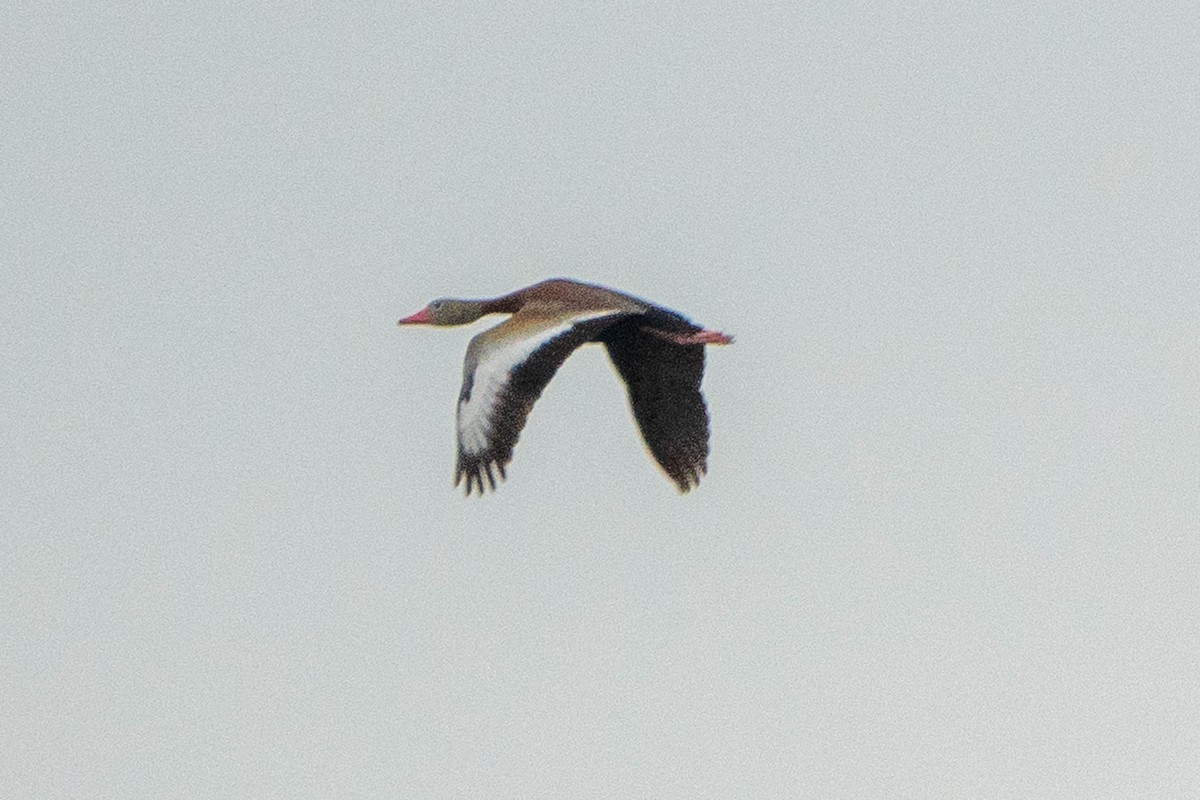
4,3,1199,798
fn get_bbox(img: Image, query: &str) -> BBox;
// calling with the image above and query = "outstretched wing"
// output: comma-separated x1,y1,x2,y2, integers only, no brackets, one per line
601,319,710,492
455,310,627,495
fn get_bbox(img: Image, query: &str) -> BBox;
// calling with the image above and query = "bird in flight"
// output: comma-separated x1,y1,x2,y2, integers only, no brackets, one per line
398,278,732,495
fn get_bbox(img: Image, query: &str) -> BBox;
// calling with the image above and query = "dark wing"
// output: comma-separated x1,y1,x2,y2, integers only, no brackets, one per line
455,311,628,495
601,318,710,492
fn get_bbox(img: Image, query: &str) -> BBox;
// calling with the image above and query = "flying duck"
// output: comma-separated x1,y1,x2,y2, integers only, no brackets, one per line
397,278,732,495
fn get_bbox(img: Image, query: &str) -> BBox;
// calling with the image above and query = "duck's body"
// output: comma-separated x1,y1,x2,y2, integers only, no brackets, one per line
398,278,732,495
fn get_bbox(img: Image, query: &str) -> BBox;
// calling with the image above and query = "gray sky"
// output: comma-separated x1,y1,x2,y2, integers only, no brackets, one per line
4,2,1198,797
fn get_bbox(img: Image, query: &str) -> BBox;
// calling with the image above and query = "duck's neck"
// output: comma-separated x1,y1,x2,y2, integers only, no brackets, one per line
481,292,522,316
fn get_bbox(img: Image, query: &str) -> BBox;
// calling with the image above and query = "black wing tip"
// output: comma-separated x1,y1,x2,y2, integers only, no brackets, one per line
455,456,509,497
666,460,707,494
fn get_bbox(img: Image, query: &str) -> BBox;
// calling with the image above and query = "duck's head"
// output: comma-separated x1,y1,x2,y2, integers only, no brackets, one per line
397,298,486,327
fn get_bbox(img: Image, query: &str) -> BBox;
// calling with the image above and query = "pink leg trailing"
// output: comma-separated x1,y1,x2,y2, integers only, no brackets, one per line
647,328,735,346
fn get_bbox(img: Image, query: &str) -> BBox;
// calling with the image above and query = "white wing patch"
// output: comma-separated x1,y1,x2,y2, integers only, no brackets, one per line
456,310,622,457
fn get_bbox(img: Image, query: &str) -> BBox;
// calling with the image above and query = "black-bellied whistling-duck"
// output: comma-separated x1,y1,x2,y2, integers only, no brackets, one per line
398,278,733,495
